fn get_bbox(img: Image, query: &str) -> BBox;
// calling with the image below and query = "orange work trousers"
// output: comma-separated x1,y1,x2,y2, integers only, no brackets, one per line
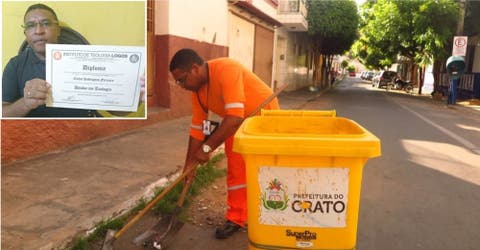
224,136,247,227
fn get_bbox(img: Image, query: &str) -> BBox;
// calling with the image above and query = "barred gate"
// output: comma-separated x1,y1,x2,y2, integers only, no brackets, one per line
438,73,480,99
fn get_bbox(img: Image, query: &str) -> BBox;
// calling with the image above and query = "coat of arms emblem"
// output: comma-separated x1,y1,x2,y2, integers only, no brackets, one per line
261,178,289,210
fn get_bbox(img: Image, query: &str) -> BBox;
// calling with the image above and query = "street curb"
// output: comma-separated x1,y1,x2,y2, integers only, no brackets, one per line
84,172,179,237
82,150,225,245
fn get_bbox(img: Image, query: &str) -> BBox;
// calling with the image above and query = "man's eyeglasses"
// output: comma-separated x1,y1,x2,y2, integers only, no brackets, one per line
22,20,58,32
175,72,189,86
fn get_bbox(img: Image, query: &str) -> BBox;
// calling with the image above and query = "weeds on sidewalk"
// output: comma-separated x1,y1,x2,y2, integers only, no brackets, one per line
152,154,226,215
67,153,226,250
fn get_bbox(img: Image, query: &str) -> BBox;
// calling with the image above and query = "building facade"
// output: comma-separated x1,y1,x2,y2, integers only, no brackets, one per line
2,0,312,163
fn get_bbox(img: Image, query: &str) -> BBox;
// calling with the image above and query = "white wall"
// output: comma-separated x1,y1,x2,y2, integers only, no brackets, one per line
155,0,169,35
155,0,228,46
228,13,255,70
422,65,434,94
273,32,287,88
251,0,278,20
273,27,311,90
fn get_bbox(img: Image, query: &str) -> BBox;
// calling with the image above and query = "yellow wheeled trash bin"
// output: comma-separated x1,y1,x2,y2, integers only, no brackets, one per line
233,110,381,250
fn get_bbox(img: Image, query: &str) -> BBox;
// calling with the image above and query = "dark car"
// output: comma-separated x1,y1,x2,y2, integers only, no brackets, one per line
372,70,397,88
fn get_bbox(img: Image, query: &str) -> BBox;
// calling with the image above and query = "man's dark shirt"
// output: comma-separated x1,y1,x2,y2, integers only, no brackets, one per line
2,48,94,117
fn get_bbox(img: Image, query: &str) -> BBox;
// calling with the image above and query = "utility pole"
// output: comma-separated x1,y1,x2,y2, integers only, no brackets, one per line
447,0,467,105
456,0,466,36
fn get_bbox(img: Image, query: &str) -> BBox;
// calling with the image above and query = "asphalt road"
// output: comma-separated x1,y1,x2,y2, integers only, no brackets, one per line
302,77,480,250
115,76,480,250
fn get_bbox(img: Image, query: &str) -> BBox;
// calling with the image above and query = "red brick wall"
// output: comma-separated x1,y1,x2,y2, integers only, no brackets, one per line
1,119,145,162
1,35,228,164
151,35,228,109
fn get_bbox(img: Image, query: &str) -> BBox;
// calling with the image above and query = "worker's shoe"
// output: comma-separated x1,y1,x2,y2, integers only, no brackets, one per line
215,220,242,239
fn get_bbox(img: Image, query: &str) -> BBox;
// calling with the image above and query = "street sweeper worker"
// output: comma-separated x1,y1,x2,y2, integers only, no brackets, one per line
169,48,280,239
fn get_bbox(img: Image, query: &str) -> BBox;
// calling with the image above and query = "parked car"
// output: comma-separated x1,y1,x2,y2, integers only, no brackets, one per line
365,71,375,81
349,71,356,77
372,70,397,88
361,71,375,81
360,71,368,79
360,71,367,79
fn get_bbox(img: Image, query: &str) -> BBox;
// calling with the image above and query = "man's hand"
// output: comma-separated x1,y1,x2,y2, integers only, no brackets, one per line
2,78,52,117
23,78,51,109
184,144,211,184
183,161,198,184
194,149,210,164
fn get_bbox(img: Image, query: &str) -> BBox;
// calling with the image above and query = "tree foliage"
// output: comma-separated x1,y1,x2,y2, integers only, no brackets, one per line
353,0,458,69
413,0,459,66
352,0,462,94
307,0,359,55
306,0,359,87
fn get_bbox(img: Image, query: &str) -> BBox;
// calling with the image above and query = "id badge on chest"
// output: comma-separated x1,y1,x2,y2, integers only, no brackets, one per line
202,119,219,136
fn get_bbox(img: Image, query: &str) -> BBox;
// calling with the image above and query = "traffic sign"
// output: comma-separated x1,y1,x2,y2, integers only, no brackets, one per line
452,36,468,56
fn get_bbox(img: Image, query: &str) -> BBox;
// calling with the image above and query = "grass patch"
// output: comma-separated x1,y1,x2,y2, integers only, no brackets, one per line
68,201,146,249
152,153,226,214
66,153,225,249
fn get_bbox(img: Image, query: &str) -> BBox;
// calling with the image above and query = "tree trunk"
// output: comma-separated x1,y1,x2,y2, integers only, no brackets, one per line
326,55,334,86
312,52,321,88
410,63,419,93
418,65,425,95
321,54,328,88
317,54,324,88
432,59,441,93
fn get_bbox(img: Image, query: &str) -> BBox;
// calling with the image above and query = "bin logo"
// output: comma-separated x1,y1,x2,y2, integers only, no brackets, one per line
261,178,289,210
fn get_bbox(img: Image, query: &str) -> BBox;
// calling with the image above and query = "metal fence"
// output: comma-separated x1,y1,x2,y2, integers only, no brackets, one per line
439,73,480,99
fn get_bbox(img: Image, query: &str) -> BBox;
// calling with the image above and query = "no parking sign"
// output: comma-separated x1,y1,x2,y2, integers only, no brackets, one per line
452,36,468,56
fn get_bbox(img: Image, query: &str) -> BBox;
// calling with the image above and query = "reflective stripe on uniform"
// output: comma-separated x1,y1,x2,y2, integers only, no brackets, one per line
228,184,247,191
191,124,202,130
225,102,244,109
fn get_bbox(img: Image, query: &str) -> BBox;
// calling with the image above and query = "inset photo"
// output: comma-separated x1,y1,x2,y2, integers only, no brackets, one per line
2,1,146,118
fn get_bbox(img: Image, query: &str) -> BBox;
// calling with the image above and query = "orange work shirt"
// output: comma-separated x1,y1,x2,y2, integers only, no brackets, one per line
190,58,279,141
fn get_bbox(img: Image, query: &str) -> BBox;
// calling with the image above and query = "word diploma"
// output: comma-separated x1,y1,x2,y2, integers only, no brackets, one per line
46,44,145,112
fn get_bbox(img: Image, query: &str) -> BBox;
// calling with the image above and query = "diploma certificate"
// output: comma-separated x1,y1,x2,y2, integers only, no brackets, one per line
46,44,145,112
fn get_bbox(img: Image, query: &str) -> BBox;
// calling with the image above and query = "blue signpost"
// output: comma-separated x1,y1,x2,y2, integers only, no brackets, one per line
445,56,465,105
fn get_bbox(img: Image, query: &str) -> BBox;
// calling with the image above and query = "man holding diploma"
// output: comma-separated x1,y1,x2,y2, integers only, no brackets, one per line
2,3,144,118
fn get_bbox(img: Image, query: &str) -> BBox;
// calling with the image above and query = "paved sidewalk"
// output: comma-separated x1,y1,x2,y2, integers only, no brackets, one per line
1,83,478,249
2,117,192,250
0,87,319,250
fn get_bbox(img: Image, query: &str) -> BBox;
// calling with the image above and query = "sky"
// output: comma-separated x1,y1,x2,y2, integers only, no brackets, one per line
356,0,366,6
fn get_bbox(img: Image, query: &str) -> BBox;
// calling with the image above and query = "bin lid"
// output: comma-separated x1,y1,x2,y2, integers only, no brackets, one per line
260,109,336,117
233,116,381,158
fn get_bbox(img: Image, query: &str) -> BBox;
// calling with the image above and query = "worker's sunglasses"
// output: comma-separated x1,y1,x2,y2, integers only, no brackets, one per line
22,19,58,32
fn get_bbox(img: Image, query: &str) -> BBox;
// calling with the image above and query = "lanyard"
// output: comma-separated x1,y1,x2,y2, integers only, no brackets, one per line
195,63,209,114
196,89,208,114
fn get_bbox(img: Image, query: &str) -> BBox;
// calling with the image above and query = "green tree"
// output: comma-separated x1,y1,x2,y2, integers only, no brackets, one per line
352,0,401,70
413,0,458,93
306,0,359,89
353,0,458,94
